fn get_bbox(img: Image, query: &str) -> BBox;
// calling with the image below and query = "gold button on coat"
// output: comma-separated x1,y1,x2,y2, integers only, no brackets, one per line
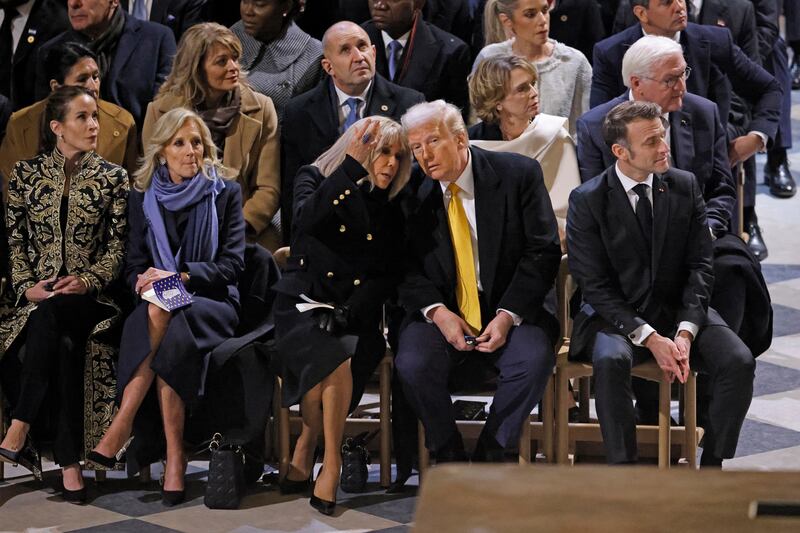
353,279,361,286
339,225,346,232
327,271,334,278
113,130,120,137
333,199,339,205
339,194,345,200
366,233,373,241
344,189,351,195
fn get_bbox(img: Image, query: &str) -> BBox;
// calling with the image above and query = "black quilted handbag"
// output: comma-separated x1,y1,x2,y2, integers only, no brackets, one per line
340,430,378,493
204,433,247,509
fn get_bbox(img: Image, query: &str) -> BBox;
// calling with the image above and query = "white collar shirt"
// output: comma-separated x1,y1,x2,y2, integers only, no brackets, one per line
333,80,373,127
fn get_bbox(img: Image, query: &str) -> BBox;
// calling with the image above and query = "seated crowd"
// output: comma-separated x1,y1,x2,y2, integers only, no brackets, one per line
0,0,787,517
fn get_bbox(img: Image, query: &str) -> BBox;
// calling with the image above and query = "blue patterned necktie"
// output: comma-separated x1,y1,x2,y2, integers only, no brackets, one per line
342,97,360,133
387,40,402,81
133,0,148,21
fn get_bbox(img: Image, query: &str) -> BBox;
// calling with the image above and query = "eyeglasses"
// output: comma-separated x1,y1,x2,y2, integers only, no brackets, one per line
642,66,692,89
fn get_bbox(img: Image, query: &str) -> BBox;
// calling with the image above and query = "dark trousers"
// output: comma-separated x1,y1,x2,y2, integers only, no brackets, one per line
592,324,754,464
395,321,554,451
1,294,101,466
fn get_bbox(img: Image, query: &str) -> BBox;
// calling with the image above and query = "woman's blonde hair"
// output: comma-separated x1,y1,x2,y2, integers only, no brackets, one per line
313,116,411,199
469,54,538,124
483,0,516,45
133,107,233,191
156,22,248,106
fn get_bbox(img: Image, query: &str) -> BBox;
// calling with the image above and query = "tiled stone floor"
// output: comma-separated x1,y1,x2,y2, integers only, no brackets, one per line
0,76,798,533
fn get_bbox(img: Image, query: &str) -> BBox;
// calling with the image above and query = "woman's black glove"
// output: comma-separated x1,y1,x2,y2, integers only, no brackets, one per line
314,304,351,335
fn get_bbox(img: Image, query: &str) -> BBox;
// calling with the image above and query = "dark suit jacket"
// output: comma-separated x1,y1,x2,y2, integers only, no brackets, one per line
280,75,423,243
363,17,471,114
590,22,781,143
566,166,715,358
576,93,735,234
6,0,69,110
35,11,176,128
274,156,404,325
422,0,473,48
613,0,759,62
548,0,606,63
398,147,561,334
121,0,206,42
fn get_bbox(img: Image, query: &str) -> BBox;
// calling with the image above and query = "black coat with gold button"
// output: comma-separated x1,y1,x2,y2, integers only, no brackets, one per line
274,155,404,326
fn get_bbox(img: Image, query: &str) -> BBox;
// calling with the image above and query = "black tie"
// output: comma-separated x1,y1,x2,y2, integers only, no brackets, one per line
686,1,698,23
633,183,653,251
0,7,19,97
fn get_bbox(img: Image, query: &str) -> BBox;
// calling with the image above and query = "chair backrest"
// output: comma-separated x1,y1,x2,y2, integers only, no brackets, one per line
556,254,576,344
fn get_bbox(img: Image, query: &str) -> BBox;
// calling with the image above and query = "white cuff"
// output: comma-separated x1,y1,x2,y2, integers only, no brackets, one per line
676,321,699,341
497,308,522,326
421,303,444,323
628,323,656,347
749,131,768,152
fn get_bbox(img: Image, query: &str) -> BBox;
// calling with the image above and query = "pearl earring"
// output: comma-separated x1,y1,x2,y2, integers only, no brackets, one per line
158,156,166,165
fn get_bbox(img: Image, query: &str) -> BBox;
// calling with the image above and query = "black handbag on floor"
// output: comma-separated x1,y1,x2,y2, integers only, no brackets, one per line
340,430,378,493
204,433,247,509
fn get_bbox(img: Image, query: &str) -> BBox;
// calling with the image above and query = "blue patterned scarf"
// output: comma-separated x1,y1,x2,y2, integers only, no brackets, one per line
142,164,226,272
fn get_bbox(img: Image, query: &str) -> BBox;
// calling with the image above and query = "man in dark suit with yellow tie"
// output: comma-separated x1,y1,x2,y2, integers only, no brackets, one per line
566,100,755,466
395,100,561,462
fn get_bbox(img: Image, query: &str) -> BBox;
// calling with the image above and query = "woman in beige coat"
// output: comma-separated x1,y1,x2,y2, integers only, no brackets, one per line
142,22,281,251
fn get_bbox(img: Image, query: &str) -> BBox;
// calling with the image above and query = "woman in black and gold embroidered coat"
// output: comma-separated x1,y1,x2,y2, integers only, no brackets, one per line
0,86,129,503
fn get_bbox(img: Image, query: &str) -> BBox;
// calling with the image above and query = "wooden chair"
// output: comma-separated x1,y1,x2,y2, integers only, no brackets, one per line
271,247,394,488
553,255,699,468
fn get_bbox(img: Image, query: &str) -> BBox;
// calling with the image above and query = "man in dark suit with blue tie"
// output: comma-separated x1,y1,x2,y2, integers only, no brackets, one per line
567,100,755,466
362,0,471,116
395,100,560,462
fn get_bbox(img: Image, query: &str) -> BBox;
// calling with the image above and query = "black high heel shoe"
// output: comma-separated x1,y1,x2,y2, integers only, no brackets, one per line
0,437,42,481
160,458,187,506
309,463,337,516
61,485,88,504
86,436,133,469
279,448,319,495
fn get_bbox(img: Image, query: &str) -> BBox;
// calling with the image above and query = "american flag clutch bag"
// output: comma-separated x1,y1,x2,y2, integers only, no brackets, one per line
142,273,193,312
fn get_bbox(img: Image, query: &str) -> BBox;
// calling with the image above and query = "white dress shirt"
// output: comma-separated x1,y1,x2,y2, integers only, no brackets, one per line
0,0,34,55
422,151,522,327
615,163,699,345
332,80,372,128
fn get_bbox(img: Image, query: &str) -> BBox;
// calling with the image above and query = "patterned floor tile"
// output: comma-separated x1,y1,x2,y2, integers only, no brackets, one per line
760,264,800,285
88,471,207,518
753,359,800,396
70,519,185,533
724,444,800,471
760,334,800,371
734,419,800,457
769,304,800,338
747,389,800,432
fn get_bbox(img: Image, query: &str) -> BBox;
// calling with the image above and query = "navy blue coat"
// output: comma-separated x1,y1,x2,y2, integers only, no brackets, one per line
118,180,245,404
35,11,176,128
576,93,735,234
590,22,781,143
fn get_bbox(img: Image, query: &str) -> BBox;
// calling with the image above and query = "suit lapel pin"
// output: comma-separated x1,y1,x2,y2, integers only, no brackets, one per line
380,104,389,112
680,119,689,127
716,19,726,27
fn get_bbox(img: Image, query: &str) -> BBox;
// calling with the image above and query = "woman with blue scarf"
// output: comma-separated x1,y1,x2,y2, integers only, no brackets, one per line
88,108,245,506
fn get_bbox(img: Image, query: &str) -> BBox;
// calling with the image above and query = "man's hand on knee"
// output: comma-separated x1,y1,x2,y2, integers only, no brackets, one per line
643,332,685,383
475,312,514,353
429,306,475,352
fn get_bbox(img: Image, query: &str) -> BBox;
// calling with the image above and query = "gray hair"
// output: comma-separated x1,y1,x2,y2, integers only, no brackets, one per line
313,116,411,199
401,100,467,138
622,35,684,88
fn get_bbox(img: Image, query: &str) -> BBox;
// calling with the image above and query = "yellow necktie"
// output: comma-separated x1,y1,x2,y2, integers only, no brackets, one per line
446,183,481,333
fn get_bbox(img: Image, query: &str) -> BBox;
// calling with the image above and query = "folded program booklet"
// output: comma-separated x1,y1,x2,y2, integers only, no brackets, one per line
142,273,193,312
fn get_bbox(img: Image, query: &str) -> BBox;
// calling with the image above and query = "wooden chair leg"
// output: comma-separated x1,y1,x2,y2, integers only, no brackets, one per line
518,416,531,464
555,370,571,464
0,395,5,481
379,354,392,488
685,372,697,469
541,376,554,462
275,377,291,480
658,379,671,469
578,376,591,421
417,421,428,480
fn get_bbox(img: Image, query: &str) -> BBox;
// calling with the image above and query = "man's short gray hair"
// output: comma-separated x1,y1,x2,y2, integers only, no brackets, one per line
621,35,684,88
401,100,466,138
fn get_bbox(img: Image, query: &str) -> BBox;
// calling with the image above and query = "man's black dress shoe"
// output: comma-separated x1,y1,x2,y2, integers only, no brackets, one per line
764,162,797,198
0,438,42,480
746,221,768,262
471,430,507,463
433,431,467,463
